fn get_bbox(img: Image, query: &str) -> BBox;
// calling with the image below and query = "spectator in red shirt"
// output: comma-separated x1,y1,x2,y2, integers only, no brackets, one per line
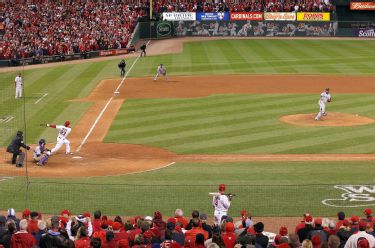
175,209,188,229
75,226,91,248
27,212,39,236
10,219,37,248
221,222,236,248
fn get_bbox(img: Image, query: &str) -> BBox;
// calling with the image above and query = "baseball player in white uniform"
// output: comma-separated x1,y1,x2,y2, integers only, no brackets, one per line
154,64,168,81
41,121,72,154
212,184,231,225
315,88,332,121
14,73,23,99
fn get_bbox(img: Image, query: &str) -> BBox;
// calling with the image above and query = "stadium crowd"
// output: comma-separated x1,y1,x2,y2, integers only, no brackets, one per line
0,207,375,248
153,0,334,14
0,1,147,60
0,0,335,60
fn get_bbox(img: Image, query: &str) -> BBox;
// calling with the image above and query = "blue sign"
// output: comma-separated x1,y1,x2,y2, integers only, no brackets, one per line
196,12,230,21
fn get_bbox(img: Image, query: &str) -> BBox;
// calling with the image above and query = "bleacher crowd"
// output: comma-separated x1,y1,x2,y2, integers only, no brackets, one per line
153,0,334,14
0,207,375,248
0,0,335,60
0,1,147,60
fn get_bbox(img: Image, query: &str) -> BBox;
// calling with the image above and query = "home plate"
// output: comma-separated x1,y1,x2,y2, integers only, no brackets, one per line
73,156,82,159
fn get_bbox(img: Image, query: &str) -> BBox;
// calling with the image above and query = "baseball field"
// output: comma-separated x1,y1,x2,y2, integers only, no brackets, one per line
1,38,375,227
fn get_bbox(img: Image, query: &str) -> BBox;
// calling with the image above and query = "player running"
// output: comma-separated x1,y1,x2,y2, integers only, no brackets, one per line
154,64,168,81
33,139,51,166
315,88,332,121
41,121,72,155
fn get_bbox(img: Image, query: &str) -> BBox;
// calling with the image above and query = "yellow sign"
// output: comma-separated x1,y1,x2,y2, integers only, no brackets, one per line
297,12,330,21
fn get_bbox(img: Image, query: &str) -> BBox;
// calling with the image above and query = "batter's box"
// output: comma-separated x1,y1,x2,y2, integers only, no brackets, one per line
0,116,14,123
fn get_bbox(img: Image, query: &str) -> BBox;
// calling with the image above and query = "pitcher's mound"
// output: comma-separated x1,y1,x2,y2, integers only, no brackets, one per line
280,112,375,127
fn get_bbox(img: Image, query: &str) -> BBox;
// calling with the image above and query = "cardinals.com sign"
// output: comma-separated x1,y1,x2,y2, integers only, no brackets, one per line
196,12,230,21
162,12,196,21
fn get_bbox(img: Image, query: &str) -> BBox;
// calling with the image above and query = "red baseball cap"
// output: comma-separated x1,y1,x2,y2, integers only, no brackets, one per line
364,208,373,216
279,226,288,236
22,209,31,217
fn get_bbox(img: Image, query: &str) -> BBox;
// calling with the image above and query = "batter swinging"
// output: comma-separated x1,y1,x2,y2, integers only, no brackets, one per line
41,121,72,155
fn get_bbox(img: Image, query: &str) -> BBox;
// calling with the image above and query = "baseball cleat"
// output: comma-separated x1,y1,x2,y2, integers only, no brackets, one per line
36,162,43,166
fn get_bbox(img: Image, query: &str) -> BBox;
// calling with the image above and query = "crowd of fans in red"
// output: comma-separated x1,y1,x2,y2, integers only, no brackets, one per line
0,1,147,60
154,0,334,14
0,0,334,60
1,207,375,248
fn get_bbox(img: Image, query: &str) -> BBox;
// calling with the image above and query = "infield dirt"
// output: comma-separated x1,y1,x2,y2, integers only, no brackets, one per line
1,74,375,178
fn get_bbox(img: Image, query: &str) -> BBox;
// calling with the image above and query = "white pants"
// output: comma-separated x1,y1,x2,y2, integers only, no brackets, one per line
214,210,228,225
15,86,22,98
154,73,168,81
51,138,70,154
315,102,326,120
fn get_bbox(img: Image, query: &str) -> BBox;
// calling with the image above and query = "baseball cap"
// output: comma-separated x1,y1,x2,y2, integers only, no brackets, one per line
364,208,373,216
314,218,322,225
351,215,360,223
305,216,313,224
7,208,15,217
359,220,368,230
279,226,288,236
22,209,31,217
337,211,345,220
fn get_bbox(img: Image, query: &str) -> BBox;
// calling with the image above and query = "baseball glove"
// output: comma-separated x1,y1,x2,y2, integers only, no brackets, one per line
328,98,332,102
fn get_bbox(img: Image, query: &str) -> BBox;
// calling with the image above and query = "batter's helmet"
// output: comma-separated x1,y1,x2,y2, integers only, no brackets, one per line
16,131,23,137
64,121,70,127
219,184,226,192
39,139,46,146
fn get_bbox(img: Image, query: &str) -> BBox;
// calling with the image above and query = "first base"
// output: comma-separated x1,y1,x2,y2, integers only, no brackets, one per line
72,156,82,159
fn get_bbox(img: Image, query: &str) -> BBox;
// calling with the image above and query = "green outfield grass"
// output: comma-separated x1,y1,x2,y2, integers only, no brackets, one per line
105,93,375,154
129,39,375,77
1,161,374,216
2,39,375,216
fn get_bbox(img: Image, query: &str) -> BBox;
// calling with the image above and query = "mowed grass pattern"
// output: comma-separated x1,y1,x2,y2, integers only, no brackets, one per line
106,93,375,154
129,40,375,77
1,161,374,216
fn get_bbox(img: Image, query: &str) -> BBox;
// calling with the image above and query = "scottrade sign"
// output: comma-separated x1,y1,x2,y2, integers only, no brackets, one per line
196,12,230,21
230,12,263,20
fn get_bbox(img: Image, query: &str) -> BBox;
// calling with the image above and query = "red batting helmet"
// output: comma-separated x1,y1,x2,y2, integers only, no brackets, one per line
219,184,226,192
64,121,70,127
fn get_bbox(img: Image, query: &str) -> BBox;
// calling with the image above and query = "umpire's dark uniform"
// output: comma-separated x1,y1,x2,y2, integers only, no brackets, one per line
140,43,147,57
6,131,30,167
118,59,126,77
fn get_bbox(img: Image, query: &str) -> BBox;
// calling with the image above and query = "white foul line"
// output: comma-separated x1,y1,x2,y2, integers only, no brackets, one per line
75,40,151,153
34,93,48,104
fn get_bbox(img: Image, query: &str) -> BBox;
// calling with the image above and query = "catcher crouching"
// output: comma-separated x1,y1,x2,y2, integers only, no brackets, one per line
33,139,51,166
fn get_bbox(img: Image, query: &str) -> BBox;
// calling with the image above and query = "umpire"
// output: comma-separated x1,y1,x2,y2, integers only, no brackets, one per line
6,131,30,167
118,59,126,78
140,43,147,57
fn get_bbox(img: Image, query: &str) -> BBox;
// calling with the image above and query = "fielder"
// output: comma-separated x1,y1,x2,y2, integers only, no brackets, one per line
212,184,231,225
41,121,72,155
33,139,51,166
315,88,332,121
14,73,23,99
154,64,168,81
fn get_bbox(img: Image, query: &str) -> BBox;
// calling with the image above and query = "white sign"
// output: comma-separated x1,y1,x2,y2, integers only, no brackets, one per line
264,12,296,21
162,12,196,21
322,184,375,207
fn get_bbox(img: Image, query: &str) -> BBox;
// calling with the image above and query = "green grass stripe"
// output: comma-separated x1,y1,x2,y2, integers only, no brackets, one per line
107,95,315,139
